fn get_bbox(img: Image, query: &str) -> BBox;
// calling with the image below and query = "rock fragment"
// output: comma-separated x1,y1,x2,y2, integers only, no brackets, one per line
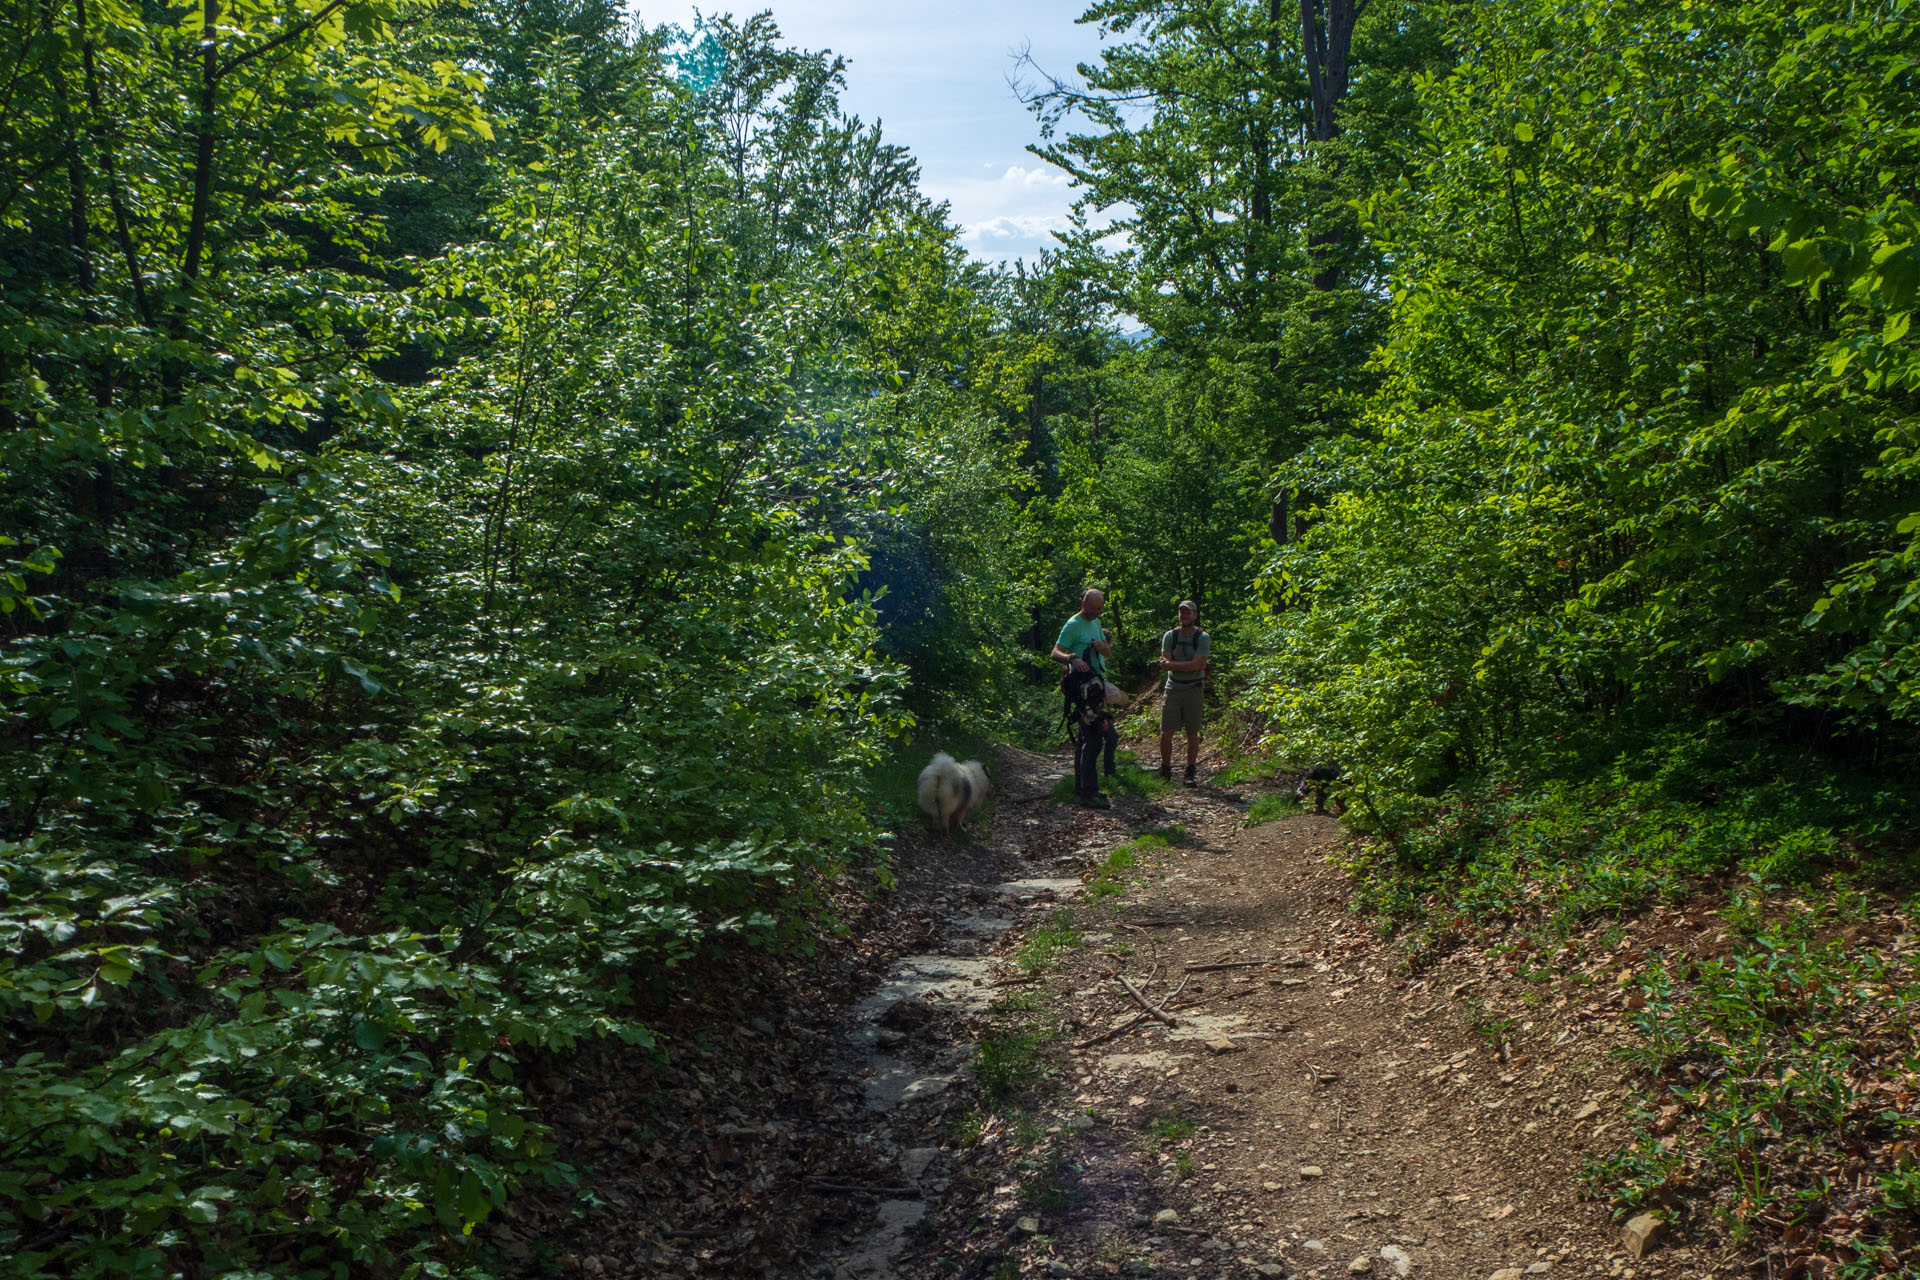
1622,1211,1666,1258
1298,1164,1324,1179
1379,1243,1414,1276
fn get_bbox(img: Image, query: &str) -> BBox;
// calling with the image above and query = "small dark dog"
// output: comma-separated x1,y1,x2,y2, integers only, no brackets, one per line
1294,765,1346,814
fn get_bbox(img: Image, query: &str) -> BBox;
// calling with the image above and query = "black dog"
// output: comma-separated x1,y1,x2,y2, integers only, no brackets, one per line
1060,653,1117,798
1294,764,1346,814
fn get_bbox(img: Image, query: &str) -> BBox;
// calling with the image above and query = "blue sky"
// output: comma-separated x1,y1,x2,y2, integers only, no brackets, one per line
629,1,1110,263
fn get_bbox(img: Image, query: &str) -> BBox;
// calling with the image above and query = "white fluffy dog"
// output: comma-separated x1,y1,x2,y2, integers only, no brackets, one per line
917,752,989,835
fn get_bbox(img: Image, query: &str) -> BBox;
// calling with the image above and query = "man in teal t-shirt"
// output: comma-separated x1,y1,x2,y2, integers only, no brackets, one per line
1051,590,1118,804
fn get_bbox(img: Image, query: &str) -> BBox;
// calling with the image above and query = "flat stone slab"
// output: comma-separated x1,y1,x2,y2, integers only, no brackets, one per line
948,912,1015,938
852,955,999,1019
834,1199,927,1277
992,877,1086,901
1097,1050,1190,1073
1167,1013,1262,1042
866,1063,960,1110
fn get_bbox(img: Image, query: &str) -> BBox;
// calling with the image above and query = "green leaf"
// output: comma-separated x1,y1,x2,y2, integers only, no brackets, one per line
20,546,60,575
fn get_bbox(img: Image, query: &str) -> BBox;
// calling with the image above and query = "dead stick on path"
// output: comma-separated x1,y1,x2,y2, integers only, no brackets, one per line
1184,960,1276,972
1073,1010,1151,1049
1115,973,1183,1026
805,1181,917,1196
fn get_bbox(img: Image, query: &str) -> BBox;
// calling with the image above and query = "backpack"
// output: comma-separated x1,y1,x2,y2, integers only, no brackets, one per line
1060,647,1111,738
1166,627,1209,680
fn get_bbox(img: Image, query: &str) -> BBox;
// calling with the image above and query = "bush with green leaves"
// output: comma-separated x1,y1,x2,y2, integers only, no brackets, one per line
0,10,1071,1276
1242,0,1920,838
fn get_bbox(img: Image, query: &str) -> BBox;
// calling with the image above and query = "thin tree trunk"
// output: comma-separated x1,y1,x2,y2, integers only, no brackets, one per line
46,1,94,297
182,0,219,282
74,0,151,323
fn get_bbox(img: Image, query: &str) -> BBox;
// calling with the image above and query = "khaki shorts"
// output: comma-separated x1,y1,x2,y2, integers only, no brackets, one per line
1161,682,1204,735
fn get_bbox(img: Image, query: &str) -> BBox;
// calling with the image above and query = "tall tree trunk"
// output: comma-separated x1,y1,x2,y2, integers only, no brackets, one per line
1299,0,1368,293
1300,0,1365,145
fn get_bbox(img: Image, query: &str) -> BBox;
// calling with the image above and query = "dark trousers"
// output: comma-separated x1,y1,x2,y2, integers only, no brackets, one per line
1075,718,1118,794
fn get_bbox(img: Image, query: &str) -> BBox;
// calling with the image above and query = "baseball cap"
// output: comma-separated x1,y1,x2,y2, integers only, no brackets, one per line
1177,599,1197,613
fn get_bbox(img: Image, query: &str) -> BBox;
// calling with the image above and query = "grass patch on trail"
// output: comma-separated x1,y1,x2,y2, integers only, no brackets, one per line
1147,1111,1195,1144
1014,909,1082,976
978,1025,1052,1105
1145,1110,1198,1184
1244,791,1299,827
1088,826,1187,900
1049,751,1178,802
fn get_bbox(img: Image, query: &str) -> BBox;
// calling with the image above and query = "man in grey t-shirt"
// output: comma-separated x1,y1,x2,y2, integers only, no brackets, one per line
1158,600,1209,786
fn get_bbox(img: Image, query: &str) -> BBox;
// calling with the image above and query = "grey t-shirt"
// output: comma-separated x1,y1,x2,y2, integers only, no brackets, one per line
1161,627,1209,690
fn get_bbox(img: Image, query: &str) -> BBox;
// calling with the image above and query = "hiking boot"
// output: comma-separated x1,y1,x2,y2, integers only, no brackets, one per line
1183,765,1197,787
1081,791,1111,810
1157,762,1172,780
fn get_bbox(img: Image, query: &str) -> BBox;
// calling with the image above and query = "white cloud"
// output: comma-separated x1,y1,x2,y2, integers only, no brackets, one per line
962,214,1073,246
999,164,1073,189
926,162,1087,260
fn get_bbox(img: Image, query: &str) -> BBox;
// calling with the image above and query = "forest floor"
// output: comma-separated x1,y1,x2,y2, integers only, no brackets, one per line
525,715,1773,1280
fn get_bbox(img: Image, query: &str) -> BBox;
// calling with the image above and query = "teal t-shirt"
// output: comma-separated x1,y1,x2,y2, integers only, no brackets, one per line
1057,613,1108,674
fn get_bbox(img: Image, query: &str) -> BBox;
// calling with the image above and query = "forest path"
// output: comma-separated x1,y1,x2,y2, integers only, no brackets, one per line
537,741,1719,1280
843,748,1716,1280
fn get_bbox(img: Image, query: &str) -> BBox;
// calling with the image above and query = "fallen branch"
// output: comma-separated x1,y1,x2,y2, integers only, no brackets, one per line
804,1181,917,1197
1074,1011,1151,1049
1184,960,1276,972
1115,973,1183,1026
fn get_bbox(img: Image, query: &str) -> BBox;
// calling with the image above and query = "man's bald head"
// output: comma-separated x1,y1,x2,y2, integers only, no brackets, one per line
1080,589,1106,619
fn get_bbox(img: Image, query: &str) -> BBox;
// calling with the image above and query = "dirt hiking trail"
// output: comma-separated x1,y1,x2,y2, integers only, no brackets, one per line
532,744,1732,1280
